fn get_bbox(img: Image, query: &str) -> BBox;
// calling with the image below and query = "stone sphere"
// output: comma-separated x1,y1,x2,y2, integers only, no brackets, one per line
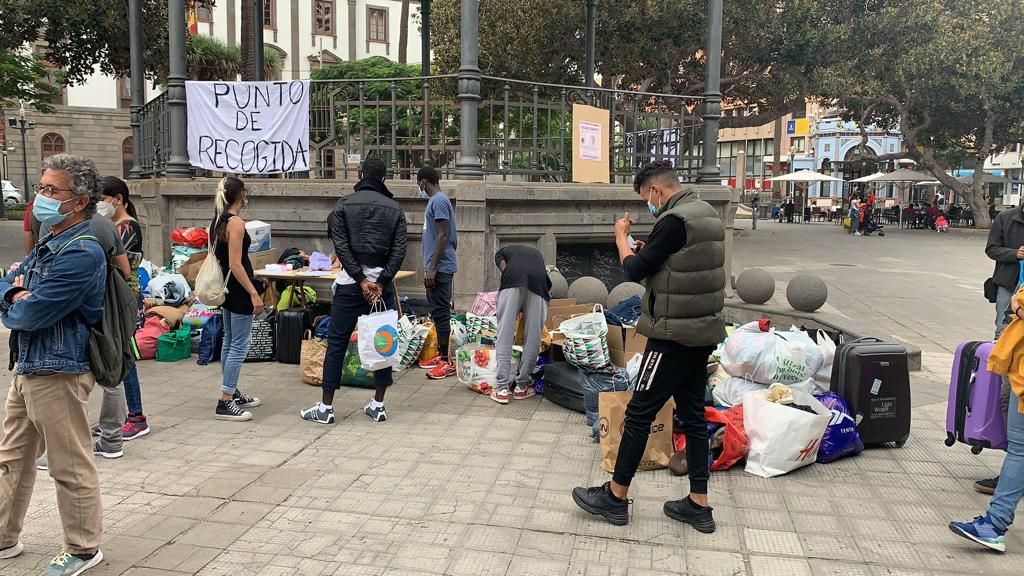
735,268,775,305
568,276,609,307
786,274,828,312
549,270,569,299
607,282,645,309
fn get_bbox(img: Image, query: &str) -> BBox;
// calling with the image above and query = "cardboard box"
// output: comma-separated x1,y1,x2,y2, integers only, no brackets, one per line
549,298,577,308
546,304,592,328
606,325,647,368
245,220,272,253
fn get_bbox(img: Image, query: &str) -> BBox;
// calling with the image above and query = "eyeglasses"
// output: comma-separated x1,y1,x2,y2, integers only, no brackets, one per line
34,184,75,199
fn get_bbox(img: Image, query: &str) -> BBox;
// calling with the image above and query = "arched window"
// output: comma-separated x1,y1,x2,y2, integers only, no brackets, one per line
41,133,66,159
122,137,134,178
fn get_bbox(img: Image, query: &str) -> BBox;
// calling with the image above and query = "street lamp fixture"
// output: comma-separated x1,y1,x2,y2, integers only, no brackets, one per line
6,101,36,213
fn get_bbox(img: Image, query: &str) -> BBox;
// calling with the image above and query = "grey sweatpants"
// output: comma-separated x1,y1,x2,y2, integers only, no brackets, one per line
495,287,548,393
97,384,126,451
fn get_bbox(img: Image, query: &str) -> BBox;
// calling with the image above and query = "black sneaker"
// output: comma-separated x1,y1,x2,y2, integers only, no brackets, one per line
571,482,629,526
233,389,261,408
216,400,252,421
663,496,716,533
975,477,999,496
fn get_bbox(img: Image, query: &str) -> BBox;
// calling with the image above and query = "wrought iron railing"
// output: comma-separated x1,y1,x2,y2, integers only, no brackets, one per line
139,76,704,182
137,91,170,178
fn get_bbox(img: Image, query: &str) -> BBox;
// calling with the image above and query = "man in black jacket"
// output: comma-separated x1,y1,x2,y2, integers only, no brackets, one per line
977,205,1024,495
301,158,408,424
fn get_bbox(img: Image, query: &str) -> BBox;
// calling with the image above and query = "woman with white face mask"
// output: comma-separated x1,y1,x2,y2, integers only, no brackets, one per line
97,177,151,440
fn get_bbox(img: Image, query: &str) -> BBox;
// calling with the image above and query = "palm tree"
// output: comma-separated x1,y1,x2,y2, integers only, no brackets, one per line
240,0,256,80
398,0,410,64
187,36,241,81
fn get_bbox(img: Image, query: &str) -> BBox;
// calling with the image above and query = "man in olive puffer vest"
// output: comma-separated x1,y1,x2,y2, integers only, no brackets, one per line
572,160,726,533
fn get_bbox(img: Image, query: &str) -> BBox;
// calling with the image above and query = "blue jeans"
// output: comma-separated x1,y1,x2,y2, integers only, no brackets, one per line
322,283,396,391
221,309,253,395
987,399,1024,531
123,364,143,414
850,210,860,234
996,286,1013,339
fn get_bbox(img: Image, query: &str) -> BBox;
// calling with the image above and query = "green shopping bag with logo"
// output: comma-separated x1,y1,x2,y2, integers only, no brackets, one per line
156,325,192,362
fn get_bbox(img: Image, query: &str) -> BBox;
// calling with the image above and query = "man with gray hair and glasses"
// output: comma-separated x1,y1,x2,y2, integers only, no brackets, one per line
0,154,107,575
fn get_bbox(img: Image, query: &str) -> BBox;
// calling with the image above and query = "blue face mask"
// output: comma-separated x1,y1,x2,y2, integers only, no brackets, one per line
33,194,74,226
647,201,658,216
418,188,429,199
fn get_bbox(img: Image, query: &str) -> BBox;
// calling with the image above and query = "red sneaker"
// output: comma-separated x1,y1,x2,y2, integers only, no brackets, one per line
426,360,457,380
419,355,443,370
122,414,150,440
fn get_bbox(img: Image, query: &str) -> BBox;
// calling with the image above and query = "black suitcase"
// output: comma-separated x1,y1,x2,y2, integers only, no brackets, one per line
275,308,310,364
830,337,911,447
543,362,586,413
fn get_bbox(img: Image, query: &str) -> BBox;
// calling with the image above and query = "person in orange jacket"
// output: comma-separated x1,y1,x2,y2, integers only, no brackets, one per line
949,288,1024,552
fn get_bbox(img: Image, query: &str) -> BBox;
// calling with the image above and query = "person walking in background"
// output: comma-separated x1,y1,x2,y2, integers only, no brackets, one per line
415,166,459,380
300,158,408,425
210,177,264,421
572,160,726,533
98,177,151,439
0,154,108,575
489,245,550,405
976,204,1024,494
949,287,1024,553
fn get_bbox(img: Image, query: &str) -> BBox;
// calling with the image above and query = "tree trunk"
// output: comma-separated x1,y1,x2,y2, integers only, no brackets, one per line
398,0,410,64
772,116,783,199
240,0,256,80
964,181,992,229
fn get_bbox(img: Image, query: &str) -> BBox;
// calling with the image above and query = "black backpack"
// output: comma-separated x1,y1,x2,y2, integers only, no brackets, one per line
59,234,138,389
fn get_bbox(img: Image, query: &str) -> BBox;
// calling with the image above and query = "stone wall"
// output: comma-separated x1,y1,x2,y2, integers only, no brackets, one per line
131,179,737,309
9,107,133,192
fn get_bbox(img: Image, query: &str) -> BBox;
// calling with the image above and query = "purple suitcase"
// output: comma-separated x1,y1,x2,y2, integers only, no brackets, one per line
945,341,1007,453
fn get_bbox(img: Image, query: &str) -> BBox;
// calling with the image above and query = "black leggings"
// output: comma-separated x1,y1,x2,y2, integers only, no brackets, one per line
613,339,714,494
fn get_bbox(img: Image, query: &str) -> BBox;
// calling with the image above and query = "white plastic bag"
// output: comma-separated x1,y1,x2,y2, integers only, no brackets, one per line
356,303,401,371
719,322,824,385
712,377,768,407
625,353,644,386
193,253,229,306
813,329,838,387
743,388,831,478
455,344,521,394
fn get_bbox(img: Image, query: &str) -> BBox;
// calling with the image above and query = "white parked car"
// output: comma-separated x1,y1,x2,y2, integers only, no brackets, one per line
1,181,24,205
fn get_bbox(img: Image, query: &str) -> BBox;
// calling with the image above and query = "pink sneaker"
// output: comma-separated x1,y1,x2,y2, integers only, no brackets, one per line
427,360,457,380
419,355,443,370
122,414,150,440
513,387,537,400
490,389,510,405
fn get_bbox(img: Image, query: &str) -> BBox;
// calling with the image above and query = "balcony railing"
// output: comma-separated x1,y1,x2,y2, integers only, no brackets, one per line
139,76,704,183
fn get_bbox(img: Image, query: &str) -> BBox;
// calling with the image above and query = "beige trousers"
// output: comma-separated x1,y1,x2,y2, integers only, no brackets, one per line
0,372,101,554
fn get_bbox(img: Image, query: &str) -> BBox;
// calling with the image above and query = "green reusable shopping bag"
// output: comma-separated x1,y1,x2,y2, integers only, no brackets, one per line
156,325,193,362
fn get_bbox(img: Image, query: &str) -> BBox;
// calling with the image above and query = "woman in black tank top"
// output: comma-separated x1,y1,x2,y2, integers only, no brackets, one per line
209,177,265,422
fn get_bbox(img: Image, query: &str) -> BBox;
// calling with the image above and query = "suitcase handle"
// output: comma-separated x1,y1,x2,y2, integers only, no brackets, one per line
849,336,884,345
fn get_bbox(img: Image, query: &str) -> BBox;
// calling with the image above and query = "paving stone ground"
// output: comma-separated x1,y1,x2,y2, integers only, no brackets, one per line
1,220,1021,576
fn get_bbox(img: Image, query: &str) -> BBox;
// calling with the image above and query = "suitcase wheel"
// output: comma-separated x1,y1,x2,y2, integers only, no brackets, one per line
944,434,956,448
895,440,906,448
971,445,983,455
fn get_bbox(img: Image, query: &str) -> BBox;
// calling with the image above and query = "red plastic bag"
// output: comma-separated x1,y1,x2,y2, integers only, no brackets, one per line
673,406,749,472
170,227,209,248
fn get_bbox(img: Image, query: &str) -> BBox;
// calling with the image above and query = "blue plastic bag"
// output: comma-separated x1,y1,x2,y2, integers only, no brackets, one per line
814,393,864,463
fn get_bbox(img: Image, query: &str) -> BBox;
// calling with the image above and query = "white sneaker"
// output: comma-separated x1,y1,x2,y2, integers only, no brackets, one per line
0,542,23,559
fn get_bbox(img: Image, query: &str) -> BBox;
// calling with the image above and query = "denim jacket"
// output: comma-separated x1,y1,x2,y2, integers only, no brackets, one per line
0,219,106,374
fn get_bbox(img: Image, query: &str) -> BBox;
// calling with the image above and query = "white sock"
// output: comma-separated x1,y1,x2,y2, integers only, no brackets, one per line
319,402,333,411
370,399,384,409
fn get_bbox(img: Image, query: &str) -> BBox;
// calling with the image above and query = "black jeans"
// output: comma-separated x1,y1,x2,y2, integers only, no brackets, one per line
427,272,454,358
613,338,714,494
321,283,397,391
